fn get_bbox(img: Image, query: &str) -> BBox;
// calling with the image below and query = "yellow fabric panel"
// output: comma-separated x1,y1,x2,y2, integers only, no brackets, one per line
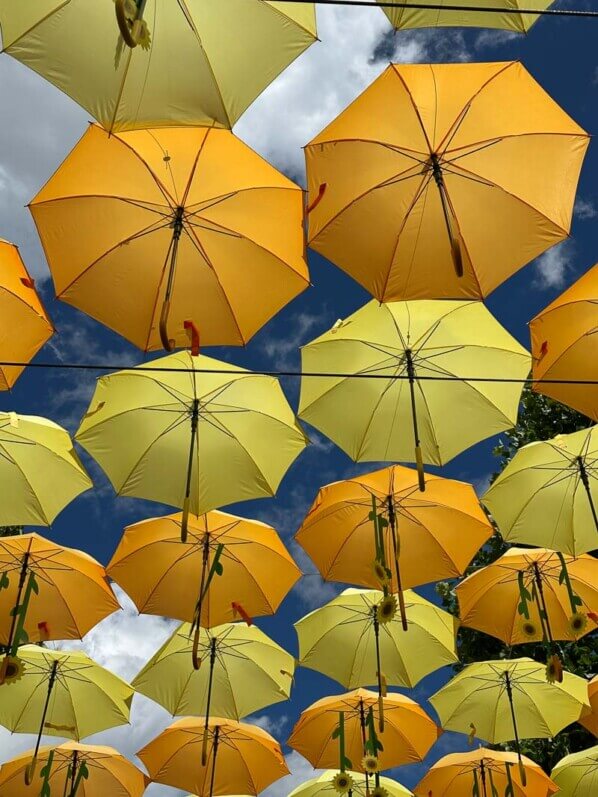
382,0,554,33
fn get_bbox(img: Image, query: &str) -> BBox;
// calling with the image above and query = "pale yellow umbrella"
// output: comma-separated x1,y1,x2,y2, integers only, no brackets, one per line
290,771,412,797
379,1,555,33
0,2,316,131
551,746,598,797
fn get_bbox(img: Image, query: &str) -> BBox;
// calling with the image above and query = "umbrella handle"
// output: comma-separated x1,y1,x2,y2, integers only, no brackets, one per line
115,0,142,47
202,726,209,766
181,497,190,543
159,300,176,352
24,758,37,786
192,622,202,670
415,445,426,493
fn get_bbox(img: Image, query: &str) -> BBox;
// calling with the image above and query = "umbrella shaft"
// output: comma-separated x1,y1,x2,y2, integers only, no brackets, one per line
208,726,220,797
387,497,408,631
5,551,29,653
164,207,185,300
533,563,553,644
503,674,523,758
185,401,200,501
35,661,59,759
577,457,598,531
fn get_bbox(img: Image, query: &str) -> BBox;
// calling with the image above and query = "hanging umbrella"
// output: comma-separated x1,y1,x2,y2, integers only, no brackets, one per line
75,351,307,539
0,239,53,391
0,742,148,797
295,587,458,723
287,688,440,771
456,547,598,646
299,299,530,489
0,2,316,131
29,125,309,352
0,533,119,668
137,716,289,797
429,658,590,784
289,770,412,797
414,747,558,797
295,463,492,629
530,262,597,422
305,62,588,301
379,1,555,33
0,646,133,784
551,745,598,796
0,411,92,527
482,426,598,556
133,621,294,762
580,676,598,737
107,510,300,629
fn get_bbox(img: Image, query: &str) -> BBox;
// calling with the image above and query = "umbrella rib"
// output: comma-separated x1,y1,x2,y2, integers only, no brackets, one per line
0,1,71,51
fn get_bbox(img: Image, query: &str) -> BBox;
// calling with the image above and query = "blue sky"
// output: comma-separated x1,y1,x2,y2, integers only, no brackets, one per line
0,3,597,795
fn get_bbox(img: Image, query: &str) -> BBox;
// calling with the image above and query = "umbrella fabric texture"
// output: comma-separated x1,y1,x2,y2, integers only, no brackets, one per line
107,510,300,628
0,1,316,131
306,62,588,301
287,688,441,771
456,547,598,644
0,238,52,390
413,747,558,797
75,351,307,523
137,716,289,797
289,771,412,797
380,1,555,32
483,426,598,556
0,532,119,651
0,412,92,527
551,745,598,796
579,676,598,737
530,261,597,421
29,125,309,352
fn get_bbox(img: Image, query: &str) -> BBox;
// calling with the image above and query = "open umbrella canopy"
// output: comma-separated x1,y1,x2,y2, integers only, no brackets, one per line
295,463,492,592
305,62,588,301
530,261,597,421
379,1,555,32
429,658,590,744
75,351,307,525
413,747,558,797
107,510,300,628
299,299,530,481
295,588,458,691
580,676,598,737
455,547,598,645
0,1,317,131
132,621,294,720
0,238,52,391
289,770,412,797
551,745,598,796
483,426,598,556
29,125,309,352
0,532,119,652
0,742,148,797
137,716,289,797
287,688,441,771
0,412,92,527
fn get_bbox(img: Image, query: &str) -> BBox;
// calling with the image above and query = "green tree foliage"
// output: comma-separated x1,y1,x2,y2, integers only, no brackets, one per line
0,526,22,537
436,387,596,772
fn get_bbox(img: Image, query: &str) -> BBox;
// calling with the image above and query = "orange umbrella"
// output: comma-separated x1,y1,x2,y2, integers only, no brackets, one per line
580,676,598,737
0,239,52,390
531,262,597,421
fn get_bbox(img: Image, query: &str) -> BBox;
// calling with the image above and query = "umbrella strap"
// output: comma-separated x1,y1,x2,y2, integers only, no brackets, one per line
331,711,352,771
504,763,515,797
365,706,383,757
387,496,407,631
556,553,584,615
26,661,58,785
577,456,598,531
404,350,425,492
207,726,220,797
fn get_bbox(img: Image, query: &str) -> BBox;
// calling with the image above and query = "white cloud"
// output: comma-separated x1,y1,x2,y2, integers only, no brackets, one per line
574,197,598,220
533,242,573,290
264,751,322,797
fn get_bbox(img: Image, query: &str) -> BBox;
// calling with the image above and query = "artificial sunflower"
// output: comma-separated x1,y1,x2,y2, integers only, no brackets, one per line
519,618,538,639
371,787,388,797
376,595,397,625
372,561,390,588
0,655,25,685
361,755,380,774
332,772,353,794
546,653,563,684
568,612,588,637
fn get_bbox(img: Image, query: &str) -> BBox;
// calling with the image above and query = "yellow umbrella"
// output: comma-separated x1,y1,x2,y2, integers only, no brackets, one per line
299,299,530,489
75,351,307,539
295,463,492,629
0,411,92,527
295,587,458,717
482,426,598,556
289,770,412,797
0,239,52,390
0,742,148,797
287,688,440,771
456,547,598,646
379,1,555,32
306,62,588,301
429,658,590,782
0,646,133,783
137,716,289,797
30,125,309,352
580,676,598,737
0,2,316,131
133,621,294,762
530,262,597,421
551,745,598,796
0,533,119,669
107,510,301,629
414,747,558,797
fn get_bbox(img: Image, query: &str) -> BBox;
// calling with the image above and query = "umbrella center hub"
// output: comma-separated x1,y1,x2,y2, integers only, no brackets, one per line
171,207,186,241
